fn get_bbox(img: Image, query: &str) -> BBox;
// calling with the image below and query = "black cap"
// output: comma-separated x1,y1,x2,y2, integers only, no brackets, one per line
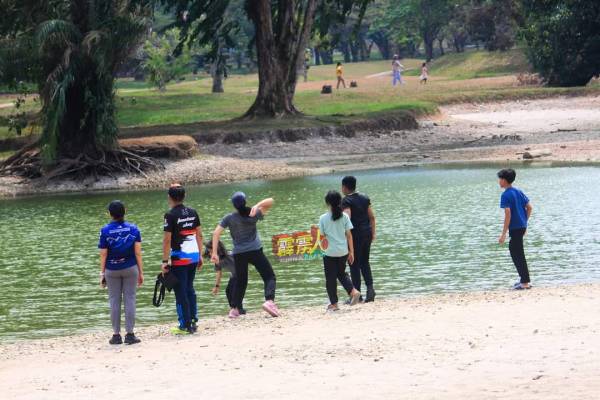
108,200,125,220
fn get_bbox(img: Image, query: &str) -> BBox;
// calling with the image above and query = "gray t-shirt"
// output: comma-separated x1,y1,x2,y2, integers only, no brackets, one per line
219,210,264,255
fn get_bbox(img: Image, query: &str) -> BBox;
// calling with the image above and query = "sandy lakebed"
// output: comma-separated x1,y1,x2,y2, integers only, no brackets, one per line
1,284,599,399
1,95,600,197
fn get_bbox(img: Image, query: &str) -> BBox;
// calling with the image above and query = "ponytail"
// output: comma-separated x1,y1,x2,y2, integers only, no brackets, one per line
236,204,252,217
325,190,343,221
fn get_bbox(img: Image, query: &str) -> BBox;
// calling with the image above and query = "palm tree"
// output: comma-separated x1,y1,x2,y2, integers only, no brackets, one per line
1,0,158,179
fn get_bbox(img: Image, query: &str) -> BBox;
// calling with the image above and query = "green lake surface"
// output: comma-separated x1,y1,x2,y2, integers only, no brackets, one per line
1,165,599,340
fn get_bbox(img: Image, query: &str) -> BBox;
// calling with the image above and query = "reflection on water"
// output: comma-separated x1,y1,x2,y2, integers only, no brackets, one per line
0,165,599,340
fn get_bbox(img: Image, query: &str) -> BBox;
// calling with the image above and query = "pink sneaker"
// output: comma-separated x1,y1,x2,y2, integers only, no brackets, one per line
228,308,240,319
262,300,280,317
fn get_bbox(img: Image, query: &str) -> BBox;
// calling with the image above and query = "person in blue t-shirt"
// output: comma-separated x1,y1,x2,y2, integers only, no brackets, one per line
497,169,533,290
99,200,144,345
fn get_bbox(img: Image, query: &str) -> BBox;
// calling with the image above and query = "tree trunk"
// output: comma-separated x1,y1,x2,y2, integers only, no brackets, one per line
342,43,351,63
211,65,224,93
438,38,445,56
211,39,225,93
243,0,317,118
350,41,359,62
424,35,435,62
371,33,390,59
314,47,321,65
366,41,374,59
321,49,333,64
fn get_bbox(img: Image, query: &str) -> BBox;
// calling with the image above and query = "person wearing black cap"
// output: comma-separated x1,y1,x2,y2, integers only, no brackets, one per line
99,200,144,345
211,192,280,318
162,184,203,334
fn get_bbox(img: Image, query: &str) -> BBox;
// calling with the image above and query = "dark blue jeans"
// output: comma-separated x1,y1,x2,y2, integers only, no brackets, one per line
171,264,197,329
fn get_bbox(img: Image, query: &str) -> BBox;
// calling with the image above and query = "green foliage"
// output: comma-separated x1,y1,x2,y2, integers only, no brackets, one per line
467,0,521,51
142,28,192,91
0,0,152,163
521,0,600,86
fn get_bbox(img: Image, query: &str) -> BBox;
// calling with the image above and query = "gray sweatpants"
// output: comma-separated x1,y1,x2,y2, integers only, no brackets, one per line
105,266,138,334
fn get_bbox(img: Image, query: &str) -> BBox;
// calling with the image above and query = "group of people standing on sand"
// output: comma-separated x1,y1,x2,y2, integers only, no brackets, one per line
98,169,533,345
98,176,377,345
335,55,429,89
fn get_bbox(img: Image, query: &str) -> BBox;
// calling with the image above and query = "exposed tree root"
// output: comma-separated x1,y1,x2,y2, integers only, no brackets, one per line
0,144,162,182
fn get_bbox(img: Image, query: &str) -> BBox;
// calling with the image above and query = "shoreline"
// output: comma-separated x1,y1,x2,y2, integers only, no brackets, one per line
2,283,599,399
1,95,600,199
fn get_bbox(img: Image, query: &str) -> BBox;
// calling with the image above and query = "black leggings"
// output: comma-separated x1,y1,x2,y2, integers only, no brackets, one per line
232,249,276,308
350,233,373,292
225,276,236,308
509,228,530,284
323,255,354,305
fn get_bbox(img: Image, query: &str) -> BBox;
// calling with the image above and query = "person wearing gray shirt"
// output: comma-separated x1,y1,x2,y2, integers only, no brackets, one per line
211,192,280,319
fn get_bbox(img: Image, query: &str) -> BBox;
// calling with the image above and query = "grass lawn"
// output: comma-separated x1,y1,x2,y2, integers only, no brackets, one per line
405,48,530,79
1,49,599,139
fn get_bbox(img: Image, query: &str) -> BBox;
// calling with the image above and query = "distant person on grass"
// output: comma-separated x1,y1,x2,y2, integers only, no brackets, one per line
204,239,246,315
342,176,377,302
420,62,429,84
211,192,280,318
319,190,362,312
162,184,203,335
392,55,404,86
99,200,144,345
497,169,533,290
336,62,346,89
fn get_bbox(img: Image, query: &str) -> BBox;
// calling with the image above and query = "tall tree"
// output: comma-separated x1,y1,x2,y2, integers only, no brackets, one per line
467,0,520,51
161,0,370,118
1,0,157,178
522,0,600,86
414,0,450,61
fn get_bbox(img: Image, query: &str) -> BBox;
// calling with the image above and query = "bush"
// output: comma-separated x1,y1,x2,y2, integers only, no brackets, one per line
142,29,192,92
522,0,600,86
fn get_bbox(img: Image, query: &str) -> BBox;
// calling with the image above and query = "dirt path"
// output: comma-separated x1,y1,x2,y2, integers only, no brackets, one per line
1,284,599,400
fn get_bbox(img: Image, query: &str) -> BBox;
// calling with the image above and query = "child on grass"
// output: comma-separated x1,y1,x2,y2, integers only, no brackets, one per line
497,168,533,290
420,62,428,84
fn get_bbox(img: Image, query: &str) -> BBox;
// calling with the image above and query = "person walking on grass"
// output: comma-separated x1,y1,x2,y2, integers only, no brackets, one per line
342,176,377,302
161,184,203,335
99,200,144,345
392,55,404,86
204,239,246,315
420,62,429,84
336,62,346,89
211,192,280,318
497,169,533,290
319,191,362,312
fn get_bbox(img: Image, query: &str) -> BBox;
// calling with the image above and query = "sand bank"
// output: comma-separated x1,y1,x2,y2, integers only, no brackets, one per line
1,284,599,399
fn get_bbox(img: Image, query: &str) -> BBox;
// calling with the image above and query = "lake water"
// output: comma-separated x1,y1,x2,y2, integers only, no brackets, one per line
1,165,599,340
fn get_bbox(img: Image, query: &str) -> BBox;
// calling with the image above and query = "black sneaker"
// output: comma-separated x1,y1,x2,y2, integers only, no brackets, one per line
365,286,376,303
124,333,141,345
109,334,122,345
239,306,247,315
190,321,198,333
